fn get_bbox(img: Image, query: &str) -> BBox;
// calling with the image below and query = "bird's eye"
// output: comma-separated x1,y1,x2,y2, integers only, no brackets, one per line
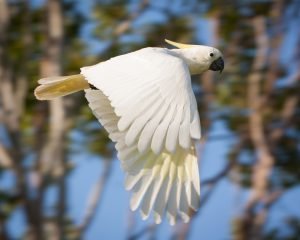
210,53,214,57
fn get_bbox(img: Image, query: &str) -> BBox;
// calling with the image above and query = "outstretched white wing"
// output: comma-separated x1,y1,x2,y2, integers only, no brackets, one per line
82,47,201,224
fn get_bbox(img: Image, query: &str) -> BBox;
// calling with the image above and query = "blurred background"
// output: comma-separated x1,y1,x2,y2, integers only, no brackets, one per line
0,0,299,239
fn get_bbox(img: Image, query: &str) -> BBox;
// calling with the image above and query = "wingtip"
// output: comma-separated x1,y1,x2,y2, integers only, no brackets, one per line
140,210,149,221
130,199,139,211
154,213,162,224
179,212,190,223
167,215,176,226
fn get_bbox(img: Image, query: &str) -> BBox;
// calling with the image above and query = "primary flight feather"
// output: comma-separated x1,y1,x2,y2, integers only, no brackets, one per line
35,39,224,225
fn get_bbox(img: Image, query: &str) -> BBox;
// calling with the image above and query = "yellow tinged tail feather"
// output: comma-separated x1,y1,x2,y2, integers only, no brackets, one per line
34,74,89,100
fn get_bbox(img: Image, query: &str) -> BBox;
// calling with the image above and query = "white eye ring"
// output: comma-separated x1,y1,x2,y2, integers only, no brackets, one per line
210,53,214,57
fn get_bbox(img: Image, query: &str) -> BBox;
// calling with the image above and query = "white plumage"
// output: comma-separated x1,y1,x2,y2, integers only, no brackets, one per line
34,40,224,225
83,47,200,224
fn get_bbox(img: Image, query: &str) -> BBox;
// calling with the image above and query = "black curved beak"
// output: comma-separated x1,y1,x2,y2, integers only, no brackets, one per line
209,57,224,73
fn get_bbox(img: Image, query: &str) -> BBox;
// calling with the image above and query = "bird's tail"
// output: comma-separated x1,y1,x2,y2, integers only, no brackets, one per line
34,74,89,100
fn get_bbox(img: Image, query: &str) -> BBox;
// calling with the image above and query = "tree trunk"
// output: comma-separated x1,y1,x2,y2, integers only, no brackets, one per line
40,0,66,239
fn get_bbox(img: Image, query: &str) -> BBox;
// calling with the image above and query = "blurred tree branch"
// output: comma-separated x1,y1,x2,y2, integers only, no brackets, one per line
0,144,12,168
100,0,149,57
127,223,156,240
238,1,289,237
239,15,274,240
0,0,36,239
77,159,113,236
113,0,149,37
269,35,300,144
42,1,66,239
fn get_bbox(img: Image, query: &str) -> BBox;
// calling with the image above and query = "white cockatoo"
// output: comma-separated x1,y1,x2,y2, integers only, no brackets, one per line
35,39,224,225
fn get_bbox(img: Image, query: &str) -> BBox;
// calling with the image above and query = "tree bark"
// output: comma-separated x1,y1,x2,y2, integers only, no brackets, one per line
240,16,274,240
39,0,66,239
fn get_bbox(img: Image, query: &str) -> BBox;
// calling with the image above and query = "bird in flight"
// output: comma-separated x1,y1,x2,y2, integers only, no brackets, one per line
35,39,224,225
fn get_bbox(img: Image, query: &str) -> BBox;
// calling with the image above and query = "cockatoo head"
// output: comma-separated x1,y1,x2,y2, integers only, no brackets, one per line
165,39,224,75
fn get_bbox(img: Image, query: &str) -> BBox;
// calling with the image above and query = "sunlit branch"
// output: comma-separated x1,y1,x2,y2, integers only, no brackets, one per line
77,160,113,235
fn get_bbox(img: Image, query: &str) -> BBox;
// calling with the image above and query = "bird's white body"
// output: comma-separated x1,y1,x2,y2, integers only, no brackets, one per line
34,40,224,225
82,47,202,151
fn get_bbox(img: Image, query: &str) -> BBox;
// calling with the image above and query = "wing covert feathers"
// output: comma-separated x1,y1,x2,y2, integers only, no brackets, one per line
85,89,200,225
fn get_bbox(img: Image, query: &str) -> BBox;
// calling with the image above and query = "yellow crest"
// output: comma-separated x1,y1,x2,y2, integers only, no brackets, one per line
165,39,195,49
